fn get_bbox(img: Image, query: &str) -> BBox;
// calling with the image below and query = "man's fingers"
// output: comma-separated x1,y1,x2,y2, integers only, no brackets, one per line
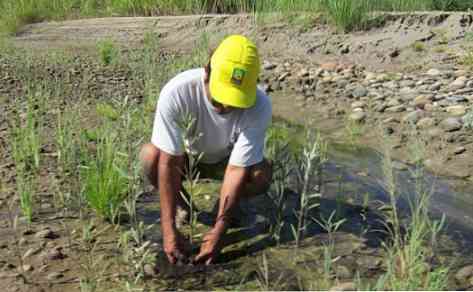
205,256,213,266
166,252,176,264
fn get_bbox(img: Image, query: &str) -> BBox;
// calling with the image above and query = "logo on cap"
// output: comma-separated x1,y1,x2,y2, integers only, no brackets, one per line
231,68,246,86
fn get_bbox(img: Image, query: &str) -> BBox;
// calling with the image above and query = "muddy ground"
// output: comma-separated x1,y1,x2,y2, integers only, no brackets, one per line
1,13,473,291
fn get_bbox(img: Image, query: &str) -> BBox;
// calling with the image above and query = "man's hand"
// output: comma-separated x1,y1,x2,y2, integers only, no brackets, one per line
163,229,190,264
194,228,224,265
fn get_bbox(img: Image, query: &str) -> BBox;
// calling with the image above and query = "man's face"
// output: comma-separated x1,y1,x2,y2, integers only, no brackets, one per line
210,97,236,115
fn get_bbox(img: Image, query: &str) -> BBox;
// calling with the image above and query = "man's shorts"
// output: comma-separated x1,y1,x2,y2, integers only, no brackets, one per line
185,156,229,181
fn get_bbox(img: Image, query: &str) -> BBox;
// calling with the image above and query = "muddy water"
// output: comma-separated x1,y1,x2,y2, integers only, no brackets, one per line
327,142,473,248
134,121,473,289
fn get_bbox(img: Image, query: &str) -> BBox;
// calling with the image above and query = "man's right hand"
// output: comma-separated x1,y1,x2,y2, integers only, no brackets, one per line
163,229,189,264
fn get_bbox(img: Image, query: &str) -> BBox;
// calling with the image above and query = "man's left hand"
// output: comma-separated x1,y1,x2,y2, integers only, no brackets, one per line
194,228,224,265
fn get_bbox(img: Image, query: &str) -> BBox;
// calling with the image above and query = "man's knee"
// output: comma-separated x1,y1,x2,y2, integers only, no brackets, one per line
249,159,273,193
139,143,160,185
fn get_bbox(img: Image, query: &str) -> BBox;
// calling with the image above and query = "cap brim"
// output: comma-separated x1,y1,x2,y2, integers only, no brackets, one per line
209,76,256,109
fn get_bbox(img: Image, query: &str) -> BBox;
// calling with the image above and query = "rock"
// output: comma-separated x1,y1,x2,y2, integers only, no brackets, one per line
340,45,350,54
43,247,66,261
329,282,356,291
356,256,382,270
400,80,415,88
20,264,33,272
430,82,442,91
426,127,443,138
426,68,442,76
278,72,290,82
450,77,467,90
47,272,64,281
335,265,353,279
297,68,309,78
35,229,59,240
414,95,432,109
320,62,338,71
456,265,473,282
446,105,467,116
385,105,406,113
144,263,158,278
454,146,467,155
262,61,276,71
417,117,436,128
351,86,368,98
351,101,366,109
386,98,401,107
446,95,468,103
349,112,366,122
365,72,377,81
402,110,424,125
440,117,463,132
384,81,398,89
336,79,349,88
374,103,388,113
23,246,42,259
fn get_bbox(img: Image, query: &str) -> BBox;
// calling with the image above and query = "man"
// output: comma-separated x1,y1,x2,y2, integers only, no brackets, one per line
139,35,272,265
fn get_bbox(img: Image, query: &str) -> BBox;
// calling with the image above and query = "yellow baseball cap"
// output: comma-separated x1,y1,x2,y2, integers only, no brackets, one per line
209,35,260,109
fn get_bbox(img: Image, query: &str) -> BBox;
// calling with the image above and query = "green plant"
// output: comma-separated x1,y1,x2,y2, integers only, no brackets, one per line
464,108,473,129
80,126,129,223
292,130,327,247
318,0,372,32
10,96,41,172
97,39,118,66
178,113,204,244
413,41,426,52
460,49,473,68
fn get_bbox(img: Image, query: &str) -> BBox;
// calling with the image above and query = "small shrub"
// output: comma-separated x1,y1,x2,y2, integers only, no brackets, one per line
463,109,473,129
96,103,120,120
81,128,129,223
97,39,118,66
460,49,473,68
412,41,426,52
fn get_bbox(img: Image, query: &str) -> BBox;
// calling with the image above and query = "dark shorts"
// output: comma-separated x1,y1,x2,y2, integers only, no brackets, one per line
186,156,229,181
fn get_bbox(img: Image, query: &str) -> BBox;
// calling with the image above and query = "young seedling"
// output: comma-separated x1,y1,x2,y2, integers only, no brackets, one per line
178,112,204,244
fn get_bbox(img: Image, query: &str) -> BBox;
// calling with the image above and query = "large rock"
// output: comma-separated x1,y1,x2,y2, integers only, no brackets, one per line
351,101,366,109
440,117,463,132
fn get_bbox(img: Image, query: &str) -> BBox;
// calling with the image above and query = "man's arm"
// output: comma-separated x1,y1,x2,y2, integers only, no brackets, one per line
195,164,249,265
158,150,188,264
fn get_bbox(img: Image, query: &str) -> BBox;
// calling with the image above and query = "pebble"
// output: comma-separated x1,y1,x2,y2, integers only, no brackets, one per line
23,246,42,259
262,61,276,71
402,110,423,124
351,101,366,109
352,86,368,98
349,112,366,122
385,105,406,113
20,264,33,272
417,117,436,128
35,229,59,240
144,263,158,278
450,76,467,90
329,282,356,291
440,117,463,132
454,146,467,155
446,95,468,103
414,95,432,109
446,105,467,116
47,272,64,281
427,68,442,76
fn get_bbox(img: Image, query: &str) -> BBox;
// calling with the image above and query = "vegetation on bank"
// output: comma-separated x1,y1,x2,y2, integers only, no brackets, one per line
1,0,473,34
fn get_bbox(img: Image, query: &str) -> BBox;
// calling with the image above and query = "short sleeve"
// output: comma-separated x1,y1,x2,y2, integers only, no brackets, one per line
229,92,272,167
151,91,184,156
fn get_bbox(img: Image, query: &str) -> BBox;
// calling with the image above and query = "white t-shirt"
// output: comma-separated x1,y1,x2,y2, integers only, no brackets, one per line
151,68,272,167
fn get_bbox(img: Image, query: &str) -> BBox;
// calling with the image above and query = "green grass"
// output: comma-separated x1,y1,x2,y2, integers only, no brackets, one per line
97,39,119,66
2,0,473,35
80,125,130,223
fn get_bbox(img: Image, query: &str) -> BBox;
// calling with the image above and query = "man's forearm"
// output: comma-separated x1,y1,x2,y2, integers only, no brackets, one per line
214,165,248,233
158,157,183,234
